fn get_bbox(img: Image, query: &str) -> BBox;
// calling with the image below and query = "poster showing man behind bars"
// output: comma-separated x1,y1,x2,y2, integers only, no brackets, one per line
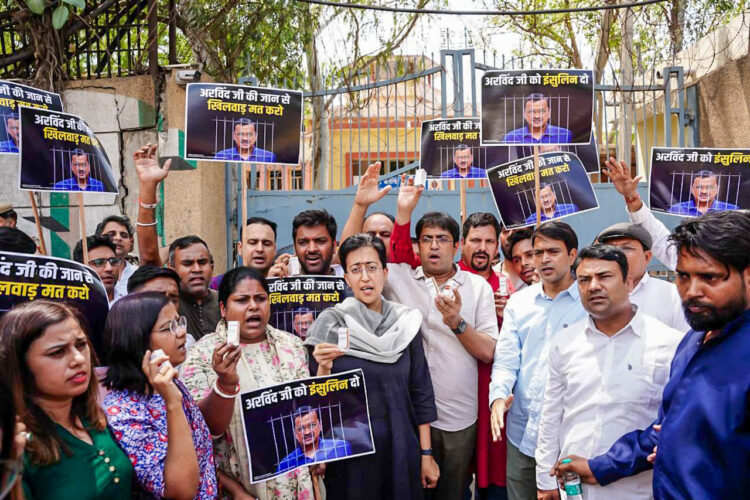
486,151,599,229
184,83,302,164
268,276,351,340
420,117,487,179
0,80,64,154
481,69,594,146
649,147,748,217
240,369,375,483
18,107,118,193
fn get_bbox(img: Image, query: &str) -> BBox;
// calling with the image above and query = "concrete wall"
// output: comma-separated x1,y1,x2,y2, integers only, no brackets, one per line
696,53,750,148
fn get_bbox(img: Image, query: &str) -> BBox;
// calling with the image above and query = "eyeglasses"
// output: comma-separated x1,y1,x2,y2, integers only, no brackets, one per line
155,315,187,336
419,235,453,246
0,459,22,499
88,257,122,267
295,422,319,433
347,263,382,275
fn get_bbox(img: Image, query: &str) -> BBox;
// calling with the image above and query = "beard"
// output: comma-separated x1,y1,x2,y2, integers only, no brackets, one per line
471,251,490,272
682,294,747,332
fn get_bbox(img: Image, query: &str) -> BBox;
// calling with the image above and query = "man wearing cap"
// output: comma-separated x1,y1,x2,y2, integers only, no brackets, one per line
0,203,17,228
597,222,689,332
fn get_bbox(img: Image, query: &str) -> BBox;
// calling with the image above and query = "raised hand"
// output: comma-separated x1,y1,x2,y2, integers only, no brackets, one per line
134,143,171,185
355,162,391,208
396,173,424,218
602,157,642,199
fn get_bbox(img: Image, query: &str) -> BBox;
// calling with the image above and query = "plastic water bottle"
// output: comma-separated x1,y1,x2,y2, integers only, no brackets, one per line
561,458,583,499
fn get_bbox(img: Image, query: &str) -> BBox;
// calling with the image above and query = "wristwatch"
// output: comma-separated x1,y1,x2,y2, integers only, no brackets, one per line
451,319,467,335
421,448,433,456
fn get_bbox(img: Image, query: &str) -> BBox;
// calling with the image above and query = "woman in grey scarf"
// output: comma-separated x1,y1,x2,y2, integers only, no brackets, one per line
304,233,439,499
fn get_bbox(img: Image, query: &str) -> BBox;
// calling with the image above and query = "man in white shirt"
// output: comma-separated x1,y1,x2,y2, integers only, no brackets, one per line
490,221,586,500
535,244,682,500
383,181,499,500
95,215,137,302
596,222,689,332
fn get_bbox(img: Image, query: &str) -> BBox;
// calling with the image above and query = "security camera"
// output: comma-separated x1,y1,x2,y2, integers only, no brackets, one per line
175,70,201,85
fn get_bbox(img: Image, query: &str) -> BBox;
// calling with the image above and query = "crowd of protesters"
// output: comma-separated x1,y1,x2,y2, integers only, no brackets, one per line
0,144,748,500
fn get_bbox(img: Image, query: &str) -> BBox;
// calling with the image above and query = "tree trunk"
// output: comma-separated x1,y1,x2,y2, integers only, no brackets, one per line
302,11,329,190
618,5,635,168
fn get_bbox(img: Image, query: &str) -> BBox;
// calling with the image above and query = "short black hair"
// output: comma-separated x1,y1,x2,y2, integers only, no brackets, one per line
71,148,88,157
218,266,270,307
103,291,171,393
292,405,317,421
415,212,460,243
235,118,255,129
242,217,278,239
505,228,534,260
455,144,472,153
462,212,501,239
525,92,549,105
73,235,116,264
0,208,17,222
669,210,750,274
573,244,629,281
168,235,212,267
292,209,337,242
0,227,36,254
532,221,578,253
95,215,133,238
127,265,180,293
6,112,18,122
364,211,395,224
693,169,718,180
338,233,387,272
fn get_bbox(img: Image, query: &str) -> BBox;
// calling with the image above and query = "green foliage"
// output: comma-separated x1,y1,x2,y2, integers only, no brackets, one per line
51,4,68,29
22,0,84,30
25,0,45,15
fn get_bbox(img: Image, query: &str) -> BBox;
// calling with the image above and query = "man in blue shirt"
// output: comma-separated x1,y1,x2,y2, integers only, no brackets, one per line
277,406,352,472
553,210,750,499
525,183,579,225
215,118,277,163
490,221,586,500
440,145,486,179
667,169,739,216
52,149,105,192
502,93,573,144
0,113,19,153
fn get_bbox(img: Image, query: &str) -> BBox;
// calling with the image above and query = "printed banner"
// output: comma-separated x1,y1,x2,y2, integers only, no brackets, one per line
0,80,63,155
268,276,351,340
184,83,302,165
18,107,117,193
649,147,750,217
0,251,109,355
481,69,594,146
486,151,599,229
240,369,375,483
420,118,486,180
503,134,601,175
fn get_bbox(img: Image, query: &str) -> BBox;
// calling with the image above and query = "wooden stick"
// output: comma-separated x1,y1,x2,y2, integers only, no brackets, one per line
78,193,88,263
28,191,47,255
241,164,248,265
534,145,541,228
459,178,467,226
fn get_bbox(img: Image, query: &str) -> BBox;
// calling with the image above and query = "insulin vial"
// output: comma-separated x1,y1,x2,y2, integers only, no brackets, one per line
414,168,427,186
561,459,584,500
497,275,509,297
441,285,454,300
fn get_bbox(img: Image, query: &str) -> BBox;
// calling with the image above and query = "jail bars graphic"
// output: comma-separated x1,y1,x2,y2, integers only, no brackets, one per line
668,170,741,215
50,146,106,192
271,306,320,341
514,178,578,224
501,94,571,142
213,116,276,158
435,144,488,176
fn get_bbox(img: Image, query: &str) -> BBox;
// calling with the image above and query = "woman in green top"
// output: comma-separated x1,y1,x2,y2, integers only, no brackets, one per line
0,300,133,500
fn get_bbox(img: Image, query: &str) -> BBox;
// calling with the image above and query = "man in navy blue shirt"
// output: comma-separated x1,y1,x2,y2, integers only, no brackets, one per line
52,149,105,191
525,183,578,224
553,210,750,499
503,94,573,144
440,145,486,179
0,113,19,153
215,118,277,163
277,406,352,472
668,169,739,216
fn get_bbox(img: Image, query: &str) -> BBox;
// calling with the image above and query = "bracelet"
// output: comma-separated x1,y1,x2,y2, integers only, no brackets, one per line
139,198,159,209
213,379,240,399
624,192,640,204
135,221,158,227
420,448,433,456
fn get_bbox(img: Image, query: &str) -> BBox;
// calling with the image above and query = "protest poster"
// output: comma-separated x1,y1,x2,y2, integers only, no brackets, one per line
0,251,109,356
268,276,351,340
0,80,63,155
649,147,750,217
18,107,117,193
420,118,487,180
481,69,594,146
486,151,599,229
240,369,375,483
504,134,601,175
184,83,302,165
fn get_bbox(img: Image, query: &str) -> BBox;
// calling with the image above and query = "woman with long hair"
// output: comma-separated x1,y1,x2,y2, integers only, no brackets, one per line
0,300,133,499
180,267,314,500
102,292,225,499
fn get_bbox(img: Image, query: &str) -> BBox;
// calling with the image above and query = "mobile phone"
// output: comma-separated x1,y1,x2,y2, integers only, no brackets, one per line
289,255,301,275
337,327,350,350
414,168,427,186
227,321,240,346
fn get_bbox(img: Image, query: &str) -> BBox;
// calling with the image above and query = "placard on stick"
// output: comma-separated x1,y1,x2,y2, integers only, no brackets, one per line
649,147,749,217
0,80,63,155
420,118,488,180
481,69,594,146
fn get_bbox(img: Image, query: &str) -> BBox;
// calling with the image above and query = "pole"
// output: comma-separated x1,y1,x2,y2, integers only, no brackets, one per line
459,179,467,226
78,193,88,263
28,192,47,255
241,163,248,265
533,145,541,228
